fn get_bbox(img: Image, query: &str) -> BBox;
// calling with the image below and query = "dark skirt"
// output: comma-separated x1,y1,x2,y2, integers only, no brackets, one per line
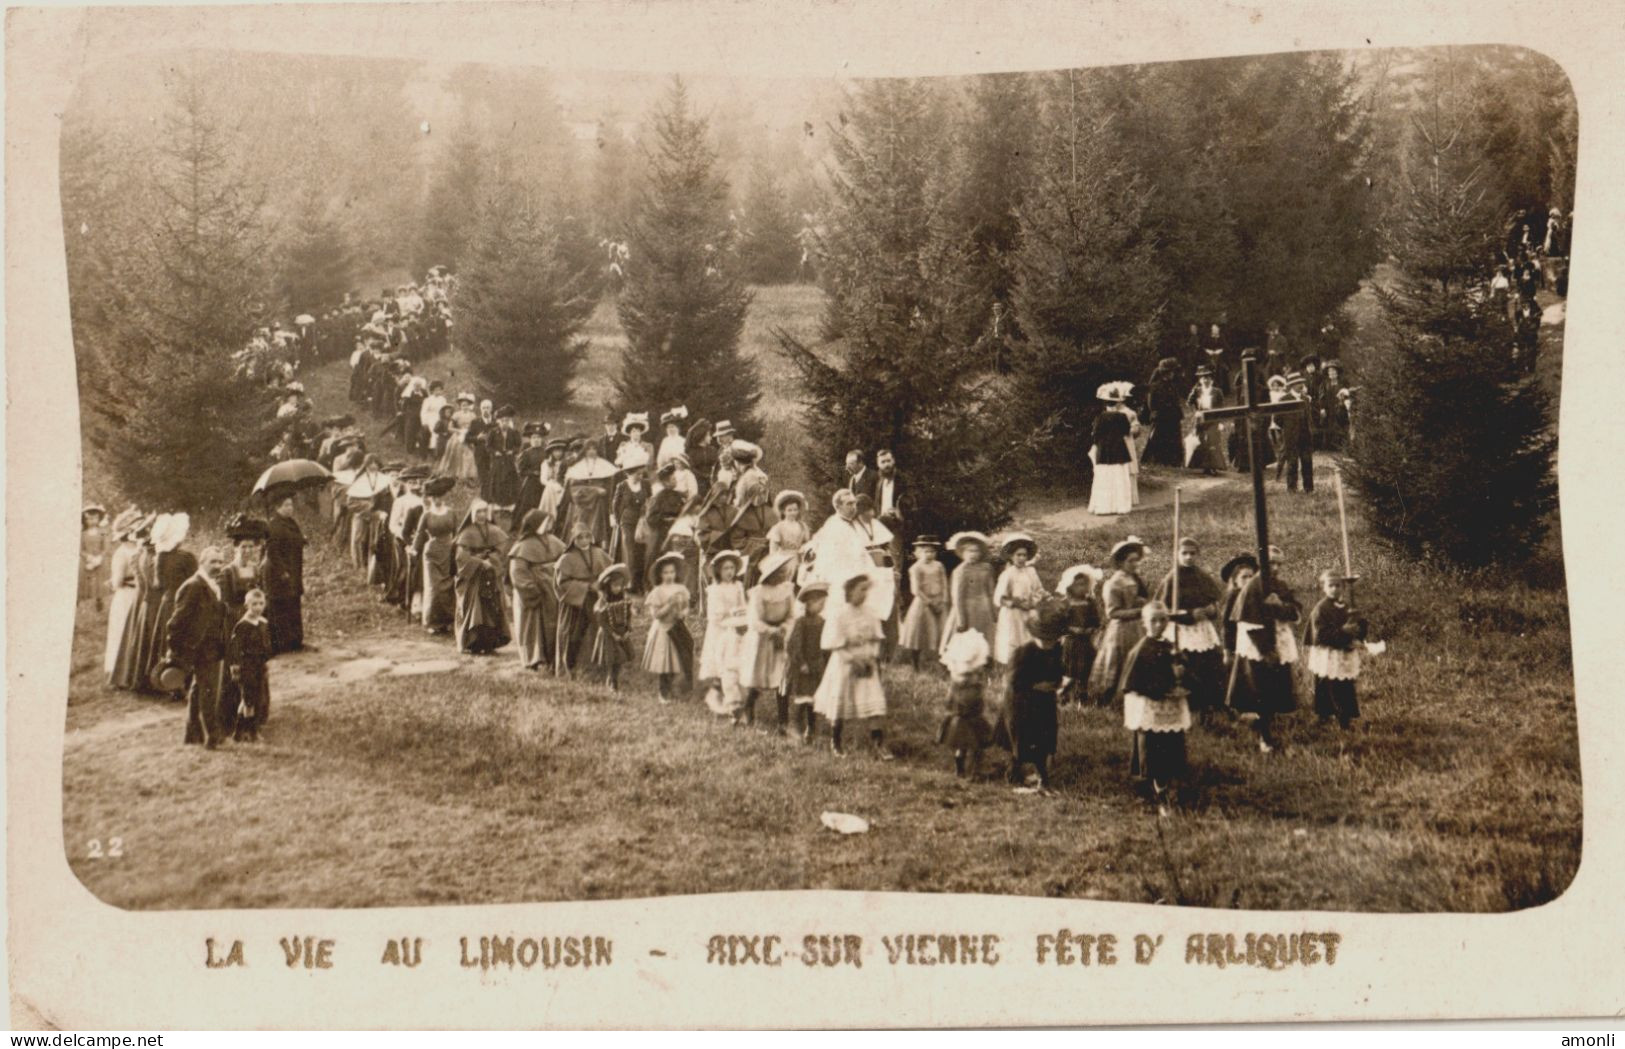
1182,649,1226,713
112,592,160,691
268,593,304,653
589,627,635,670
1060,635,1095,703
455,560,511,654
1145,413,1184,466
556,600,596,673
233,660,270,735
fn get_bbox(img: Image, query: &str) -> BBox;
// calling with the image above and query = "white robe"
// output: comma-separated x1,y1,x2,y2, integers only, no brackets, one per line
805,514,895,620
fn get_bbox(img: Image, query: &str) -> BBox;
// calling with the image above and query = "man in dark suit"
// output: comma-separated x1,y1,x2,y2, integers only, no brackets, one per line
844,450,872,503
1279,372,1316,492
166,545,231,749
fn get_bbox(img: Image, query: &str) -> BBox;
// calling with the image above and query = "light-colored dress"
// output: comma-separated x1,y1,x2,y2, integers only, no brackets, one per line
898,559,947,655
813,601,887,722
438,409,480,482
641,583,692,674
938,560,997,656
700,580,747,714
767,519,810,557
657,434,687,469
103,542,139,676
993,563,1043,665
739,581,796,690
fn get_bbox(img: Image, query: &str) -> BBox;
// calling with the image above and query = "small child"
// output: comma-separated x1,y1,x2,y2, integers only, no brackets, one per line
739,552,798,731
228,588,274,742
1304,570,1369,730
813,570,891,758
700,550,749,719
939,628,993,778
1055,565,1103,706
782,582,831,743
993,533,1043,667
1005,601,1070,791
1121,601,1189,812
642,553,694,702
588,564,635,692
1156,537,1226,722
898,536,948,671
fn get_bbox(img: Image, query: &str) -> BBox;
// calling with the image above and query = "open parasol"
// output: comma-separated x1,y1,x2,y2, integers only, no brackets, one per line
294,313,315,326
252,458,332,497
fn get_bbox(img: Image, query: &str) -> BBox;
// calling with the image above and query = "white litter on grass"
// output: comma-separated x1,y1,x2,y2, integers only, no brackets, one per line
1011,786,1042,796
1293,828,1309,838
389,659,463,677
820,812,870,835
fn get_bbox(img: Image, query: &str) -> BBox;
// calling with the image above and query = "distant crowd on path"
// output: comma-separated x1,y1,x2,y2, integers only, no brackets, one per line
1488,204,1573,369
1089,322,1352,517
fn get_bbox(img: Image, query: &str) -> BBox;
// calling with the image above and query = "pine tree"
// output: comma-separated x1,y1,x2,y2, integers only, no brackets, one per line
414,127,483,276
1345,79,1556,568
90,71,277,510
454,168,598,409
592,112,639,242
614,78,758,432
950,72,1039,349
1008,71,1166,467
777,79,1023,537
278,183,352,312
736,157,802,284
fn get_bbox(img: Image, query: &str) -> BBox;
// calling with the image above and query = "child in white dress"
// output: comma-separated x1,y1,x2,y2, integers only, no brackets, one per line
813,571,891,758
699,550,748,718
993,533,1044,666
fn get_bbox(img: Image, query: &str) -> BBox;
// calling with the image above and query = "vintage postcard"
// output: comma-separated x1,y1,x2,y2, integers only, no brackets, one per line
7,0,1625,1029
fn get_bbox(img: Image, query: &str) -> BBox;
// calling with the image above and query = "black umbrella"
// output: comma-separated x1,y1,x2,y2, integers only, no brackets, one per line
252,458,332,497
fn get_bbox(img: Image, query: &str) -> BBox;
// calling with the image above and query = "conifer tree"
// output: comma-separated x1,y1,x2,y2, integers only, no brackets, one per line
614,78,758,432
778,79,1023,537
454,168,598,409
414,128,483,275
1345,80,1556,568
1008,71,1166,467
89,71,277,510
736,157,801,285
278,184,352,311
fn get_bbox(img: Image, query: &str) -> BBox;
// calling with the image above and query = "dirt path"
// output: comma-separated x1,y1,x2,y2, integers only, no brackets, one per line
1029,471,1235,533
64,637,473,747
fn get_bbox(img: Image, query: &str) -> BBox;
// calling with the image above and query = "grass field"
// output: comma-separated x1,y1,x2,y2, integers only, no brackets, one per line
63,280,1580,912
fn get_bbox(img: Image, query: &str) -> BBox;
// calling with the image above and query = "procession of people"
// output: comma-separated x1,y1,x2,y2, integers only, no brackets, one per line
80,264,1392,812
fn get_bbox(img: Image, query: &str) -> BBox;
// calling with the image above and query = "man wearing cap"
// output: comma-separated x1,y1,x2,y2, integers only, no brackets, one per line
166,545,231,749
1278,371,1315,493
485,406,523,517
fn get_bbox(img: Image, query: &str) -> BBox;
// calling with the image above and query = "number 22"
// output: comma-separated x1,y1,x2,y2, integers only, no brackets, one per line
86,837,123,859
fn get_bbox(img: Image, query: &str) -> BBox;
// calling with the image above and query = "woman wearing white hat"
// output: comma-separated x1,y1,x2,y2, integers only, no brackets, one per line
738,550,798,731
1088,537,1151,708
1088,383,1139,516
103,510,144,680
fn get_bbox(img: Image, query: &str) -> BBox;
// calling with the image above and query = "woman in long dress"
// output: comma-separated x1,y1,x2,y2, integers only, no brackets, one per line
1088,537,1150,707
508,510,566,671
437,394,481,485
111,520,158,691
555,523,611,676
738,551,798,728
453,501,511,654
217,514,269,733
414,478,459,634
1088,384,1138,516
103,511,143,680
1186,366,1230,474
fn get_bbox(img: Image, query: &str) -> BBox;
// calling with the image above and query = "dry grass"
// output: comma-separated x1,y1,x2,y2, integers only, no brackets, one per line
64,281,1579,913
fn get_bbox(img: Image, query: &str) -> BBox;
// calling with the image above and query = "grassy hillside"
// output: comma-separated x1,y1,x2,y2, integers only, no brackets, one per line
63,278,1578,913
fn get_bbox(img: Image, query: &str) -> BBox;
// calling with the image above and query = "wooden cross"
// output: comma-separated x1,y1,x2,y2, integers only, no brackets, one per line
1195,352,1308,587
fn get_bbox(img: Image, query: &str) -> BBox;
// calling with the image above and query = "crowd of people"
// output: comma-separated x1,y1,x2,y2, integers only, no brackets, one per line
77,265,1393,810
1489,204,1571,368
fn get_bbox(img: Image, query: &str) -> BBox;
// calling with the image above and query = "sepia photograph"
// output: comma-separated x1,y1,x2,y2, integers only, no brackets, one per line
52,37,1582,917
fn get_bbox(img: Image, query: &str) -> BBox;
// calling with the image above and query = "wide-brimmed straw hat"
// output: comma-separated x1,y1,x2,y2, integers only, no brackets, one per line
999,531,1038,561
651,551,687,580
621,412,650,436
942,629,991,676
151,513,191,553
708,549,745,578
946,530,991,553
755,550,796,584
1109,536,1147,565
1056,563,1104,595
597,563,631,590
774,490,806,514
